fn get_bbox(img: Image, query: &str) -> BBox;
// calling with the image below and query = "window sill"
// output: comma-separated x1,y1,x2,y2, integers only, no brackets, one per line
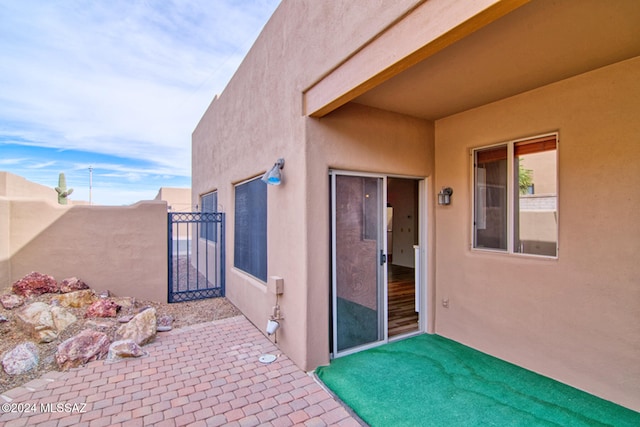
471,247,558,261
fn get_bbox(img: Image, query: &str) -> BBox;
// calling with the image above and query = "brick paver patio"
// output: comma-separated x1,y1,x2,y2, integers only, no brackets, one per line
0,315,361,426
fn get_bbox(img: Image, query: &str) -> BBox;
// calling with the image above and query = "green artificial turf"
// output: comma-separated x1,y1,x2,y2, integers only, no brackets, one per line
316,334,640,426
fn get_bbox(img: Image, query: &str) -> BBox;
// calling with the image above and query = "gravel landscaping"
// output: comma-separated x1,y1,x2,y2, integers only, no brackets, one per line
0,284,240,394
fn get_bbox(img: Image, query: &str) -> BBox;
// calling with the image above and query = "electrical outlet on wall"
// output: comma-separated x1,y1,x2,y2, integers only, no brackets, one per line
442,298,449,308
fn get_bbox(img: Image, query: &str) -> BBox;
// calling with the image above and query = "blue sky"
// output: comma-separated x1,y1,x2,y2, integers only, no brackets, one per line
0,0,279,205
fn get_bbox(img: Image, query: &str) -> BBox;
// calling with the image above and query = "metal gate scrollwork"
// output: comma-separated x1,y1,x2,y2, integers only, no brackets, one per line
168,212,225,302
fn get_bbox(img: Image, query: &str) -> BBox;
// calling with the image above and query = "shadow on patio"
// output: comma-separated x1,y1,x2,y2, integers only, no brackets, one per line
316,334,640,426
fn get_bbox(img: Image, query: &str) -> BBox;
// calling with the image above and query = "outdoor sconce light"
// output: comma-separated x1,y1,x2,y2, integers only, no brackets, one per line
261,158,285,185
438,187,453,205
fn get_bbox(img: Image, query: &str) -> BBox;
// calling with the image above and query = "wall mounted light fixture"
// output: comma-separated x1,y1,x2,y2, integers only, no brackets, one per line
438,187,453,205
261,158,285,185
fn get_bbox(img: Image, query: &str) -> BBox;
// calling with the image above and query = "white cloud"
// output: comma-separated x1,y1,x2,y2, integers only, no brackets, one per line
0,158,26,165
0,0,280,184
27,161,57,169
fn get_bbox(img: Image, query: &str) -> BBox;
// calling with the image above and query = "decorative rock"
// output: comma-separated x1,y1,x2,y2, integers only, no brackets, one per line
1,294,25,309
157,315,173,332
0,315,7,323
85,300,120,318
55,329,110,370
52,289,98,308
59,277,89,293
16,302,56,343
85,320,115,330
2,342,39,375
115,307,157,346
107,339,146,362
111,297,134,309
16,302,76,343
51,306,78,331
12,272,58,297
117,315,134,323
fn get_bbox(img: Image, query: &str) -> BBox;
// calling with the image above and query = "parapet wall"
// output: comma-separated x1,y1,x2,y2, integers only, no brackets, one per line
0,171,59,201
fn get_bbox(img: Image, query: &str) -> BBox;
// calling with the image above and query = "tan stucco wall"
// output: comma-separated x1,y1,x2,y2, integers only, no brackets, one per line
520,150,556,195
0,198,10,287
305,103,434,367
193,0,638,411
193,0,426,370
4,197,168,302
155,187,192,212
434,57,640,410
156,187,193,243
1,172,63,287
304,0,526,117
0,171,58,202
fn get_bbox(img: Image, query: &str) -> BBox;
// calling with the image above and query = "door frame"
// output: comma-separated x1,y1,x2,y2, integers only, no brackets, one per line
330,170,428,358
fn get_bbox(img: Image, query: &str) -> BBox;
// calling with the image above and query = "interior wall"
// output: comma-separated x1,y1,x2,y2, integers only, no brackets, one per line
434,57,640,410
388,178,418,268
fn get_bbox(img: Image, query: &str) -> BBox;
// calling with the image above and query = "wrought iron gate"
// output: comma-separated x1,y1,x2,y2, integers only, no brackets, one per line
168,212,225,302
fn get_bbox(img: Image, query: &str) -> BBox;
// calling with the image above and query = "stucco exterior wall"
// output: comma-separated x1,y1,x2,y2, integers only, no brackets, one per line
192,0,425,370
305,103,434,368
0,198,10,287
6,199,168,302
196,101,434,371
192,0,639,411
434,57,640,410
0,171,58,202
155,187,192,212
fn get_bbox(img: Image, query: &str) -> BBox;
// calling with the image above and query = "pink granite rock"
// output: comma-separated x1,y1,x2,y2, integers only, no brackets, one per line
59,277,89,293
117,314,134,323
1,294,25,309
157,315,173,332
115,308,157,346
16,302,77,343
12,272,58,297
107,339,146,361
53,289,97,308
2,342,39,375
85,300,120,318
55,329,110,370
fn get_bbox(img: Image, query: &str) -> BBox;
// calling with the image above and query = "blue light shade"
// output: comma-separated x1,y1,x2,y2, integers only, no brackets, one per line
266,170,281,185
261,158,285,186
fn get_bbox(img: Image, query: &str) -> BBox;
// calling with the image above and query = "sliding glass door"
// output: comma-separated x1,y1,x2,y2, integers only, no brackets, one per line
331,172,386,356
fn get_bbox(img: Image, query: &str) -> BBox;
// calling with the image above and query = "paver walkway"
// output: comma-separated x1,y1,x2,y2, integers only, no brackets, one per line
0,316,361,427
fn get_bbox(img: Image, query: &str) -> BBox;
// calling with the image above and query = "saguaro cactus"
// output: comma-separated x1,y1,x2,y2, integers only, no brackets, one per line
55,173,74,204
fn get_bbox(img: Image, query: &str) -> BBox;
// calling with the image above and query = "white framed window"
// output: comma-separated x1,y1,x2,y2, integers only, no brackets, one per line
473,133,558,257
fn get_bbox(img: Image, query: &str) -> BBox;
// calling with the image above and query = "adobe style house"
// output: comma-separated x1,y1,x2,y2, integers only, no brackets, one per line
192,0,640,411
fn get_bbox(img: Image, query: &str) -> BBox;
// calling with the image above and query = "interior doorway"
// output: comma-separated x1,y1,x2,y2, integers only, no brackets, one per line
387,178,420,338
330,171,423,358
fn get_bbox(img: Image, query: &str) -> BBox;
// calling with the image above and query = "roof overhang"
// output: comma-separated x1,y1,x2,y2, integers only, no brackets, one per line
304,0,640,120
